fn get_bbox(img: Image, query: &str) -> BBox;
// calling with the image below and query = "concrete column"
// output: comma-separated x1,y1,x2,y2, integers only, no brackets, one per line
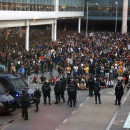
54,19,57,41
54,0,59,12
78,18,81,33
51,23,54,41
122,0,128,33
5,28,9,40
19,27,23,38
25,20,29,51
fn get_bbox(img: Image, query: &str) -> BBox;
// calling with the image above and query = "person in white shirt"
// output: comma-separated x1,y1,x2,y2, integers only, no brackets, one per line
73,65,78,77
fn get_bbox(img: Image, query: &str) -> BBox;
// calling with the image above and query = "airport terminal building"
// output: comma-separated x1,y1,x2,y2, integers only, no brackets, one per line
0,0,129,50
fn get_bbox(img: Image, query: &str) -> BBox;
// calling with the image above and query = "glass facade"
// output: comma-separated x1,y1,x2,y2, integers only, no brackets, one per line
0,0,54,11
85,0,130,20
59,0,84,11
0,0,84,12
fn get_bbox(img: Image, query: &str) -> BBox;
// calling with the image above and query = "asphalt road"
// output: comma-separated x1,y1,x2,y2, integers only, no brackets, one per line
0,72,129,130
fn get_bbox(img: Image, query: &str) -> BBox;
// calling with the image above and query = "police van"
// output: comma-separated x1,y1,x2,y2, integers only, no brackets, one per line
0,74,34,106
0,82,15,113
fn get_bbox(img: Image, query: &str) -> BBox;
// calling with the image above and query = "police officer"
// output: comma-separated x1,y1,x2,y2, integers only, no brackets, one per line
34,87,41,112
42,80,51,105
21,90,29,120
59,78,66,102
94,80,101,104
67,79,76,107
88,76,95,96
54,80,61,104
115,80,124,105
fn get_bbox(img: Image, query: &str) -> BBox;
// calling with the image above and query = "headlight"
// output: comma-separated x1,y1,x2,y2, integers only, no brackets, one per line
16,94,19,97
0,102,4,106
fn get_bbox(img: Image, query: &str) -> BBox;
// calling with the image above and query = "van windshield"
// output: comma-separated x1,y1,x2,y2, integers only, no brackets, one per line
10,78,28,90
0,82,7,94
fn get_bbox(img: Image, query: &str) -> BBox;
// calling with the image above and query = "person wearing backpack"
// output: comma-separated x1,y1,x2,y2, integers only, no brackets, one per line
94,79,101,104
42,80,51,105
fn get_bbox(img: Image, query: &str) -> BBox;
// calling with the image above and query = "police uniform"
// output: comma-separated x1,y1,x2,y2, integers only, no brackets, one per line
88,76,95,96
59,78,66,102
115,81,124,105
42,81,51,105
67,81,76,107
54,81,61,104
34,88,41,112
21,90,29,120
94,82,101,104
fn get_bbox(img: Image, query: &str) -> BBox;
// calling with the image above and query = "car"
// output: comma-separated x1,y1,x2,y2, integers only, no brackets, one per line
0,74,34,106
0,82,15,113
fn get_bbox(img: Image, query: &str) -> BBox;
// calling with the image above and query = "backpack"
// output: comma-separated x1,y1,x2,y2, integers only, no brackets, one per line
44,86,50,92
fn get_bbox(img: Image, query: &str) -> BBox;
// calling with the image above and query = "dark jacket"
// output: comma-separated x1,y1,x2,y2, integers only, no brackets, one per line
115,83,124,96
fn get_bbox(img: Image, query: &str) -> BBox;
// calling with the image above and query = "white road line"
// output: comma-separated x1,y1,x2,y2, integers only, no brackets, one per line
106,89,130,130
87,97,89,100
79,103,84,107
63,119,68,124
72,110,76,115
1,124,9,130
106,111,118,130
122,89,130,106
0,91,55,130
55,129,59,130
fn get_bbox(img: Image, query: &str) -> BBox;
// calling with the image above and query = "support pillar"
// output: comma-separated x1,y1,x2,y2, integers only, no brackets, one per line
19,27,23,38
122,0,128,33
54,19,57,41
5,28,9,40
54,0,59,12
25,20,29,51
51,23,54,41
78,18,81,33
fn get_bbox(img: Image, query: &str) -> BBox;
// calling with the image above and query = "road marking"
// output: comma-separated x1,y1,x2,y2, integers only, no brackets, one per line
106,89,130,130
87,97,89,100
72,110,76,115
63,119,68,124
79,103,84,107
122,89,130,106
107,92,115,95
0,91,55,130
123,112,130,129
106,111,118,130
1,124,9,130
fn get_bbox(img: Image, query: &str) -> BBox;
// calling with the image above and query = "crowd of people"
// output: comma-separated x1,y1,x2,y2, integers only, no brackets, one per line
0,28,129,88
0,27,129,120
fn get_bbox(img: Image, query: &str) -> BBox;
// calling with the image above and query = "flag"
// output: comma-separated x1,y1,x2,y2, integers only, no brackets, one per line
64,25,66,31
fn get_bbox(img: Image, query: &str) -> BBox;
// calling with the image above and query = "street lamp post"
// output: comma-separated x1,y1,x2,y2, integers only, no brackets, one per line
86,2,98,39
115,2,118,33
